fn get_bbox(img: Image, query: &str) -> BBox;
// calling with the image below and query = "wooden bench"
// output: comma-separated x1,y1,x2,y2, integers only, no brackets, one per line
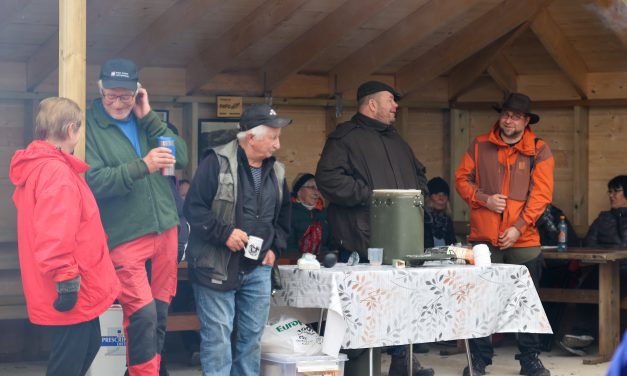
540,248,627,364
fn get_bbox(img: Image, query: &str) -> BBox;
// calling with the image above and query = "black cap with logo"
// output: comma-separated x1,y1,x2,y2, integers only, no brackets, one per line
99,58,139,91
239,104,292,131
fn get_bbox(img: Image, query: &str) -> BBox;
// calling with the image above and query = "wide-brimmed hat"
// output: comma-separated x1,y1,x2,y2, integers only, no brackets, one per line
493,93,540,124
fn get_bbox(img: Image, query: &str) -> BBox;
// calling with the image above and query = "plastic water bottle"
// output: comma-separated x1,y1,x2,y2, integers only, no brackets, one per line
557,215,567,252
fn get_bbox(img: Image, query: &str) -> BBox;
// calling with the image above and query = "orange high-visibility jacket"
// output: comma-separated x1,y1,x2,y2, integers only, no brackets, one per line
455,123,554,247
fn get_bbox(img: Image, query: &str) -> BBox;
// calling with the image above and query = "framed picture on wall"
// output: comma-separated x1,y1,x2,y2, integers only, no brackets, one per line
154,109,169,123
197,118,240,162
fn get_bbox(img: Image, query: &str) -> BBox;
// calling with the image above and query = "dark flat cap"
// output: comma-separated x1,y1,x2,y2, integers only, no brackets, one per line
356,81,401,101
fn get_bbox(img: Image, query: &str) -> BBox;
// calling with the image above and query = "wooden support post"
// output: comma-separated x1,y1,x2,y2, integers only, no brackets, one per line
572,106,589,232
325,107,338,137
396,106,409,139
449,108,470,222
183,102,199,178
58,0,86,160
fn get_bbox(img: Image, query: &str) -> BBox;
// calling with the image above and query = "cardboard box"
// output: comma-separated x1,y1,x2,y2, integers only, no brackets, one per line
261,353,348,376
86,305,127,376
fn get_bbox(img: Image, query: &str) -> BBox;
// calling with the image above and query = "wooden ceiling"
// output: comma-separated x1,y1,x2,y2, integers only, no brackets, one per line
2,0,627,101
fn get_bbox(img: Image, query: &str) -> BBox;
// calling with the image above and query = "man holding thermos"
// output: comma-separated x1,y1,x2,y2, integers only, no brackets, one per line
85,58,188,376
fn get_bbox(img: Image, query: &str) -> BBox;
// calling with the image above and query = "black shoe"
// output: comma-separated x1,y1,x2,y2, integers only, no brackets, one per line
516,353,550,376
462,355,487,376
388,352,435,376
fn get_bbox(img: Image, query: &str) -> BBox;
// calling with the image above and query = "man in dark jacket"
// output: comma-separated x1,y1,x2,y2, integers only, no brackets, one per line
316,81,432,376
183,104,291,376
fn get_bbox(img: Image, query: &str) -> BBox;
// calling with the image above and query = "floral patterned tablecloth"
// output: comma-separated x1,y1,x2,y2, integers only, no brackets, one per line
272,263,552,355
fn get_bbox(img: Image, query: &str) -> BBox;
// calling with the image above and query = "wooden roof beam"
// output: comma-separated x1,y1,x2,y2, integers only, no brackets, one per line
0,0,31,31
329,0,480,95
448,23,528,100
26,0,126,91
531,9,589,98
594,0,627,50
185,0,307,95
260,0,395,92
487,53,518,94
116,0,222,69
395,0,553,95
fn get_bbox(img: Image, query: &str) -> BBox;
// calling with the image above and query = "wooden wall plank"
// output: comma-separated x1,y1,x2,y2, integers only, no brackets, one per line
572,106,589,230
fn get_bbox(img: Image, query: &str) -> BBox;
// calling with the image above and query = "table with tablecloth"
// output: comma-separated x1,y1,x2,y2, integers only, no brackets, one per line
272,263,552,355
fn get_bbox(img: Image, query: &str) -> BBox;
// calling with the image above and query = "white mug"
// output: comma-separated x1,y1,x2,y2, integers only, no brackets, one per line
472,244,492,266
244,236,263,260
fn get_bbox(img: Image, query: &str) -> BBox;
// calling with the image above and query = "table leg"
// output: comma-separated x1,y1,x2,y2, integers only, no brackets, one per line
369,347,373,376
464,339,474,376
408,343,413,376
317,308,325,335
584,262,620,365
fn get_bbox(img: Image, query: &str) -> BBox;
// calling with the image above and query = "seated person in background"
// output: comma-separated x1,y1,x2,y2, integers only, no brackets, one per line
178,179,190,200
287,173,332,259
424,177,456,248
585,174,627,248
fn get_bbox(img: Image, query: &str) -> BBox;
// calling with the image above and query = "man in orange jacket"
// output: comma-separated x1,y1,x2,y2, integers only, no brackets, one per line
455,93,554,376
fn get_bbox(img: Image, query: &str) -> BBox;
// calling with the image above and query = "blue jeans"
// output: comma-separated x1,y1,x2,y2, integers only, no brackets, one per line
193,265,272,376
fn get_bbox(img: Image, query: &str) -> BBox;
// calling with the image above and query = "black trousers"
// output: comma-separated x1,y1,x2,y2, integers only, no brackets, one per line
46,317,101,376
467,252,544,365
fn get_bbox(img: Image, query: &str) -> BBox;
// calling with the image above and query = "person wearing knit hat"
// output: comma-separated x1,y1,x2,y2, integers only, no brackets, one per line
424,177,456,248
287,173,332,258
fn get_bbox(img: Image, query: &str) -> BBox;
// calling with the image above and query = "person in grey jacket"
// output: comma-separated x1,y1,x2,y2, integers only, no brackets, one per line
183,104,291,376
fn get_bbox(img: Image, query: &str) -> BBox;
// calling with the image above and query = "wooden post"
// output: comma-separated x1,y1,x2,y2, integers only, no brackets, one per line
572,106,589,234
449,108,471,222
183,101,199,178
396,106,409,139
58,0,87,160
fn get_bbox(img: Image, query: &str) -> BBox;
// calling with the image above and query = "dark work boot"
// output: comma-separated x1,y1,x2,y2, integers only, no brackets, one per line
516,353,550,376
388,352,435,376
462,354,487,376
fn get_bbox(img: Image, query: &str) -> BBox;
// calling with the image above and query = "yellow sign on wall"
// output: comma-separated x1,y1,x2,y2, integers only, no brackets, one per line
217,96,243,118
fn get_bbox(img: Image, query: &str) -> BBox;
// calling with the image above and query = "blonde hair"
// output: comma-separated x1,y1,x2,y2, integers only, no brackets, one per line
35,97,82,141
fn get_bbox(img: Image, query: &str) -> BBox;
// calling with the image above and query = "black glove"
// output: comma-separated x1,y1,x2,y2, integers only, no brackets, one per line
53,276,81,312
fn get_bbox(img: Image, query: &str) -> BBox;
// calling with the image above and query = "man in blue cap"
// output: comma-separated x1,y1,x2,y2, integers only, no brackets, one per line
85,58,188,376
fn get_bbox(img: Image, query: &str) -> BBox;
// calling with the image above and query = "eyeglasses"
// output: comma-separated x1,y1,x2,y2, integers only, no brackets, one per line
301,185,318,191
101,91,135,103
608,188,624,195
500,111,526,121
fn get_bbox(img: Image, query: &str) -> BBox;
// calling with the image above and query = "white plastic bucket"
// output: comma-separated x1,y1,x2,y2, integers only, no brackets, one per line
86,304,127,376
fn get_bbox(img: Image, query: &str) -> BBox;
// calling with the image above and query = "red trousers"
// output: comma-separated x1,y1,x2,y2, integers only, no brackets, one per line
109,227,177,376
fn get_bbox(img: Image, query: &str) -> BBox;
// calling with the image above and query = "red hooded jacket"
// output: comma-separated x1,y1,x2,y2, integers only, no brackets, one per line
10,140,119,325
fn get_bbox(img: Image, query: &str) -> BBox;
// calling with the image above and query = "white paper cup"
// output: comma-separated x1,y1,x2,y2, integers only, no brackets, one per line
472,244,492,266
244,236,263,260
368,248,383,266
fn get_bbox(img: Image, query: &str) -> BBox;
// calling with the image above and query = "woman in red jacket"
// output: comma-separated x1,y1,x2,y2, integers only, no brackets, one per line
10,97,120,376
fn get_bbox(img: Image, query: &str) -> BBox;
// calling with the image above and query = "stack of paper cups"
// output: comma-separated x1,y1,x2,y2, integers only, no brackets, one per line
472,244,492,266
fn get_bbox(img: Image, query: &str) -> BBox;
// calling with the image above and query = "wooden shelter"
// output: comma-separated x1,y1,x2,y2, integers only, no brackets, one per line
1,0,627,357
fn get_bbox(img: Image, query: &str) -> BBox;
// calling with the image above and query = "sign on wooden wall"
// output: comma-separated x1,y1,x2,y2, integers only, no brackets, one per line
217,96,242,118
